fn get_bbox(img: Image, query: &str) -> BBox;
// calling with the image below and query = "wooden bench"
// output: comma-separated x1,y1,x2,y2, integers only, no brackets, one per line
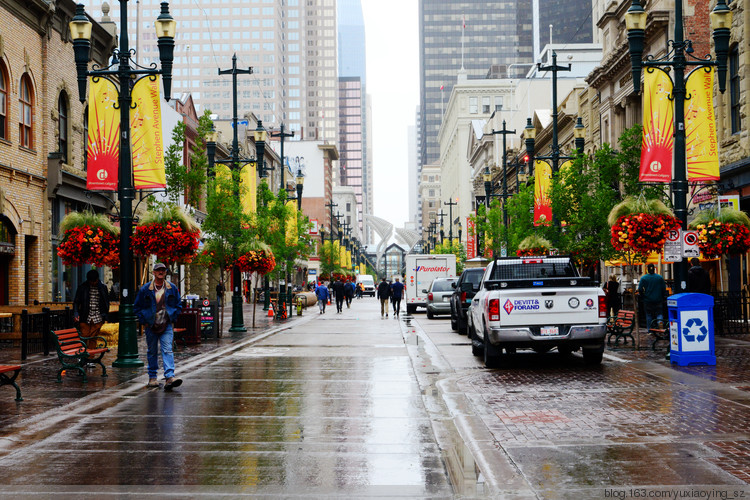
607,310,636,347
51,328,109,383
649,319,669,350
0,365,22,401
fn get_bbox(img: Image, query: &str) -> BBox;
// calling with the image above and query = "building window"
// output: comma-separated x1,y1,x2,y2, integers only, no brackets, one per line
0,63,7,140
469,97,477,114
482,96,490,114
58,93,68,163
730,46,741,134
19,75,33,149
495,96,503,112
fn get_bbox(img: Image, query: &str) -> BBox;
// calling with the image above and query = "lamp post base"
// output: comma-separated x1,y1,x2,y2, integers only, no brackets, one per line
228,293,246,332
112,305,144,368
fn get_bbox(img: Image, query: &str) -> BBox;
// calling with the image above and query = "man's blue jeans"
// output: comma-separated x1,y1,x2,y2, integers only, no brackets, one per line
145,324,175,379
644,301,664,329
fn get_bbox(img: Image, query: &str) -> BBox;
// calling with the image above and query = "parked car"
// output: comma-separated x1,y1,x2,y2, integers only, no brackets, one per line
449,267,486,334
425,277,458,319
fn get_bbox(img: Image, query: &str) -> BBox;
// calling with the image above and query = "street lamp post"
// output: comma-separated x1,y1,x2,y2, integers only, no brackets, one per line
250,120,275,312
70,1,176,368
295,169,304,211
436,210,447,245
574,117,586,155
207,54,254,333
271,124,295,192
626,0,731,292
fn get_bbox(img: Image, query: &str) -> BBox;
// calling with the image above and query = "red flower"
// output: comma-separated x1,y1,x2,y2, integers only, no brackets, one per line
610,213,680,255
57,225,120,268
696,220,750,258
131,221,200,265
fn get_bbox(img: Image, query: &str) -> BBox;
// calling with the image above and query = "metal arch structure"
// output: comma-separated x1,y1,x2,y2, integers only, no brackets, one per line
394,228,422,253
364,214,393,276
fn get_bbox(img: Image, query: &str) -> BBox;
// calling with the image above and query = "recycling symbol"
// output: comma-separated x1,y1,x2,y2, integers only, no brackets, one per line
682,317,708,343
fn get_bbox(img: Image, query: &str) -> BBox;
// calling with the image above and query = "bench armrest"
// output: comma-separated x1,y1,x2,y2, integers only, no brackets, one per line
80,335,108,348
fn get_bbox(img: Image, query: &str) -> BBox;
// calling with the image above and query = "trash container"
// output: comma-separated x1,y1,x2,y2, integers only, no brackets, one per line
668,293,716,366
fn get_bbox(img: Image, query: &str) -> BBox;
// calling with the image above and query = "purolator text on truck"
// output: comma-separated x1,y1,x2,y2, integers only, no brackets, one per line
415,266,450,272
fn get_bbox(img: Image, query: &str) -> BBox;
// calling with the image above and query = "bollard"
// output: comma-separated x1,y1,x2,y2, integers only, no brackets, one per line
21,309,28,361
42,307,51,356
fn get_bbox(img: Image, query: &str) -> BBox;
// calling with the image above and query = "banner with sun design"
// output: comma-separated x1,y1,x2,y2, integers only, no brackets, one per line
131,76,166,189
239,164,257,215
640,68,674,182
533,160,552,226
86,77,120,191
686,67,719,181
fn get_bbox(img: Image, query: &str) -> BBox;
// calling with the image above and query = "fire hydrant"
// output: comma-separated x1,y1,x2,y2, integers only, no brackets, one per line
296,297,304,316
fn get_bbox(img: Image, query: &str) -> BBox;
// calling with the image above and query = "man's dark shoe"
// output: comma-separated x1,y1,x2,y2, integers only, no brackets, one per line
164,377,182,391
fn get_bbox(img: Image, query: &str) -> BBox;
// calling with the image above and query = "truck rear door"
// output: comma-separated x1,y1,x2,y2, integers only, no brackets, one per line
499,288,602,331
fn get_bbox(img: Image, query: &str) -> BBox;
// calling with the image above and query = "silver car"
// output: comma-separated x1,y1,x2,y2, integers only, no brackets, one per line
425,277,458,319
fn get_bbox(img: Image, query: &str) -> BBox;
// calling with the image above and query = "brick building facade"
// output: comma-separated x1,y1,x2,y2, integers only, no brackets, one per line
0,0,114,305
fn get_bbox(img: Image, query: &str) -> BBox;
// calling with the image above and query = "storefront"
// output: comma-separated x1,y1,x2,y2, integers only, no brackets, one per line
0,217,15,305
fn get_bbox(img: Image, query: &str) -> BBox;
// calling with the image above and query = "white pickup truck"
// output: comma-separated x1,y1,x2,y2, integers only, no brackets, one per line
468,256,607,367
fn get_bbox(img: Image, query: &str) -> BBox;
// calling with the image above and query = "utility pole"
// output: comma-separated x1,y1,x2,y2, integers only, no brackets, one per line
218,54,253,332
443,199,457,242
271,124,295,192
490,120,516,252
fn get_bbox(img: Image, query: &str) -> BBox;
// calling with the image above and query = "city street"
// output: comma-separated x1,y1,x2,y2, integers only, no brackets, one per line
2,299,750,497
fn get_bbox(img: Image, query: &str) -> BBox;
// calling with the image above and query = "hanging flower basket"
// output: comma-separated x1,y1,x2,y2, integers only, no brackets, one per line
608,197,680,255
57,211,120,268
131,206,200,265
516,235,552,257
690,208,750,258
236,249,276,275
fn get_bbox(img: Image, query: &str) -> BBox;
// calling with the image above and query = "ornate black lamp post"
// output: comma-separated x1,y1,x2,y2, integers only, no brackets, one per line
574,117,586,155
271,124,295,192
206,54,254,333
524,119,536,178
626,0,731,292
295,168,304,211
70,2,175,368
444,199,457,242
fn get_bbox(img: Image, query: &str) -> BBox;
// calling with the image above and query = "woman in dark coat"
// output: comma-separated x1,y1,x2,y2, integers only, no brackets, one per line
603,274,621,317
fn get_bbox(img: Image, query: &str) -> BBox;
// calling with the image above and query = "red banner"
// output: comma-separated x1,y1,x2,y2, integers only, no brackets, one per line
86,77,120,190
466,217,476,259
640,68,673,182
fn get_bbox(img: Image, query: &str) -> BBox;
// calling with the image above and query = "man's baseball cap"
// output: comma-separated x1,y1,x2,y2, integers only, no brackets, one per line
153,262,167,271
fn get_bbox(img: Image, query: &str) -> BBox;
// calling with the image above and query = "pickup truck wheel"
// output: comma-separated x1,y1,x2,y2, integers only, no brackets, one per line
457,315,467,335
469,319,483,356
450,310,458,331
483,328,502,368
406,304,416,315
582,346,604,365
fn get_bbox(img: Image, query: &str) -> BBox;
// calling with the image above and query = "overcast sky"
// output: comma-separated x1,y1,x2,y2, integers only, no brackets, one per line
361,0,419,233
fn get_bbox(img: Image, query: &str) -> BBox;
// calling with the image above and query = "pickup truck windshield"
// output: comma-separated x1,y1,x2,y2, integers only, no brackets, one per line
491,258,578,280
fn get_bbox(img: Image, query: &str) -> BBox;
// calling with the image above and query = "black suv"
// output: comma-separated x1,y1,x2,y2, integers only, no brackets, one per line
449,267,485,334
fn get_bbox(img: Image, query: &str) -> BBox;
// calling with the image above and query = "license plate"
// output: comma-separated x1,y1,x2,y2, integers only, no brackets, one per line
443,297,450,302
540,326,559,336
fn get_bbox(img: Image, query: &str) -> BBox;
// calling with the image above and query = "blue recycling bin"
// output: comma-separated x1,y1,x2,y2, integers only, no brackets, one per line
667,293,716,366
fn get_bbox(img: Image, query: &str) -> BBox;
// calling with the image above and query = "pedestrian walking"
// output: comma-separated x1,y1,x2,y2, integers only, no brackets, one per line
216,281,225,307
356,282,364,299
390,277,405,316
73,269,110,349
332,277,346,313
134,263,183,390
687,257,711,294
638,264,667,329
315,282,329,314
344,279,355,308
603,275,621,318
377,277,391,317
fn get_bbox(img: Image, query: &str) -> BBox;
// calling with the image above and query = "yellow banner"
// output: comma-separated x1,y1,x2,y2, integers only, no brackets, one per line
131,76,166,189
239,164,256,215
86,77,120,191
686,67,719,181
640,68,673,182
334,241,341,266
215,165,232,195
285,200,297,245
346,249,352,269
533,160,552,226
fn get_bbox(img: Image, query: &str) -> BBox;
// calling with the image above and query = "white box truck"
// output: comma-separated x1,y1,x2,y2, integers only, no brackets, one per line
405,254,457,314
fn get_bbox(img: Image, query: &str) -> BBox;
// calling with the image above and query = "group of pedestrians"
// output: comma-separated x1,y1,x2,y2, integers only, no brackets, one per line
377,277,405,318
314,277,357,314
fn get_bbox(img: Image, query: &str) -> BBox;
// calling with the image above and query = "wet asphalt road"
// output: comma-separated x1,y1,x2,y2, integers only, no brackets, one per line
0,300,453,497
3,299,750,498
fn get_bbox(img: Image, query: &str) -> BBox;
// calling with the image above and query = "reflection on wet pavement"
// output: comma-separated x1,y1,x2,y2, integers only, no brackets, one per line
0,303,453,496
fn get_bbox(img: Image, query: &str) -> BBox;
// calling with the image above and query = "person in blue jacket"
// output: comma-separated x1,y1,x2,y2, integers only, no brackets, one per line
315,281,329,314
390,277,405,316
134,262,183,390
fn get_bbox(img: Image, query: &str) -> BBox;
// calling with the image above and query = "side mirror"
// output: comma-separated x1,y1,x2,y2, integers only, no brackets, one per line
460,282,474,292
451,282,457,289
422,289,428,294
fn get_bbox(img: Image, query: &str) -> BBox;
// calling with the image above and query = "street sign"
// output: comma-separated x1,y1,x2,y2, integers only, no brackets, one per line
683,230,700,257
663,229,682,262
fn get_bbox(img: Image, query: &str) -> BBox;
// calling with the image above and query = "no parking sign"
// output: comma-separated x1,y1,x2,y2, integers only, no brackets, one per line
663,229,681,262
682,230,700,257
